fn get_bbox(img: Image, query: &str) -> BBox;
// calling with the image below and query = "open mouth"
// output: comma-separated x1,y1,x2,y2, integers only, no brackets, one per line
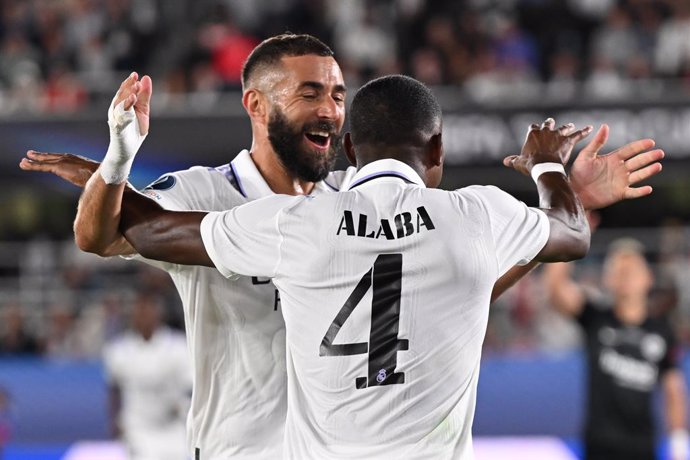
305,131,331,149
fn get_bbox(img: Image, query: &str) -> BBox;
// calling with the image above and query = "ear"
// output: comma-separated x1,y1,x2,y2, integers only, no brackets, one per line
242,89,267,122
428,132,443,167
344,132,356,166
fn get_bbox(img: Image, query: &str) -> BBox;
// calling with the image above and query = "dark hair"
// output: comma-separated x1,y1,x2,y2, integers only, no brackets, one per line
241,33,334,88
349,75,442,147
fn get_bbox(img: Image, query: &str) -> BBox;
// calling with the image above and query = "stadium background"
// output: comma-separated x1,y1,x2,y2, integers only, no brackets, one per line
2,0,690,458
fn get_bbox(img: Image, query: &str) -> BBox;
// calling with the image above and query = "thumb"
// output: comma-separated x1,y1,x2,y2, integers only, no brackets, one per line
137,75,153,111
580,124,608,158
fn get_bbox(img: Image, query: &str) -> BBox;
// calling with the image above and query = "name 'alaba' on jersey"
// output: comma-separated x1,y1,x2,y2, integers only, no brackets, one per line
200,159,550,459
128,149,355,459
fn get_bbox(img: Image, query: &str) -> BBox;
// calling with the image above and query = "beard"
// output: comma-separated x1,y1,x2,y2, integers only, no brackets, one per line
267,108,340,183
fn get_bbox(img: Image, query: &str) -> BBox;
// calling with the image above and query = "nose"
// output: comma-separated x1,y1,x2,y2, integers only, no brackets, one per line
316,95,339,121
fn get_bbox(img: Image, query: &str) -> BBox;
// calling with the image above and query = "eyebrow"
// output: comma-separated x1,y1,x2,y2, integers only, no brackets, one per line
298,81,347,93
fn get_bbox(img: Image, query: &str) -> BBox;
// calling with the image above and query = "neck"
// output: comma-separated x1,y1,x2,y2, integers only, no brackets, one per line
613,295,648,325
249,138,315,195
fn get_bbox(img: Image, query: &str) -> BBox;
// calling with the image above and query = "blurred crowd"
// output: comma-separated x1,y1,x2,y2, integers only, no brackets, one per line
0,243,183,359
1,0,690,115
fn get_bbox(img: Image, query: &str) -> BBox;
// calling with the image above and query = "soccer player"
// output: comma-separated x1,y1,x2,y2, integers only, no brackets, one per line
77,73,606,458
544,240,688,460
20,35,664,458
103,292,191,460
26,34,354,459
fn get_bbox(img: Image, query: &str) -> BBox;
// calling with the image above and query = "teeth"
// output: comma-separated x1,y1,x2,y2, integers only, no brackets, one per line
308,131,329,137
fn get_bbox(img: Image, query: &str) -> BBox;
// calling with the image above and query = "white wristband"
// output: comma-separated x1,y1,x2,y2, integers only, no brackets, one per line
531,162,566,184
100,98,147,185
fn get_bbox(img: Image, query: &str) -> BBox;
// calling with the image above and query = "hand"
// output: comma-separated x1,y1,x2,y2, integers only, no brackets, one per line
112,71,152,135
569,124,663,210
102,71,153,184
503,118,593,176
19,150,100,188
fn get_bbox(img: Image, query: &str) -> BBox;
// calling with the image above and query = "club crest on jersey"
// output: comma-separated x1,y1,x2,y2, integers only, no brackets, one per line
337,207,435,239
144,175,177,191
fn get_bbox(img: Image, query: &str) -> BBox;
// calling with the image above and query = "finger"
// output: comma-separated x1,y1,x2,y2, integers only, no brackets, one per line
580,124,609,158
114,72,139,107
557,123,576,136
625,149,664,172
541,118,555,130
19,158,54,171
623,185,653,200
612,138,656,161
568,125,593,143
123,93,137,111
629,162,662,185
503,155,518,168
137,75,153,110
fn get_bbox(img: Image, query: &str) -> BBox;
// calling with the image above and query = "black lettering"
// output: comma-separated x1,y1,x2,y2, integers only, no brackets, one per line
375,219,395,240
416,206,435,231
395,212,414,238
337,210,355,235
357,213,368,237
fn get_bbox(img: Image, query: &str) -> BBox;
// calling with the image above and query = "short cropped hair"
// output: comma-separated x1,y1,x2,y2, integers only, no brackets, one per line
241,33,334,89
349,75,442,147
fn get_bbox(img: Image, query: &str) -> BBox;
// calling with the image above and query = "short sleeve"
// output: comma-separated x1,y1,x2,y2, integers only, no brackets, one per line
462,185,550,277
102,342,119,385
200,195,299,279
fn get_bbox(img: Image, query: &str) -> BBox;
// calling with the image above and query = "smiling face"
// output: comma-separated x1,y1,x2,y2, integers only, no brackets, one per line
265,55,346,182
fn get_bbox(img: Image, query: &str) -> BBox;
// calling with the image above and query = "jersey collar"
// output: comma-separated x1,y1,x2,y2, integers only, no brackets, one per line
345,159,426,191
231,149,342,198
229,150,275,200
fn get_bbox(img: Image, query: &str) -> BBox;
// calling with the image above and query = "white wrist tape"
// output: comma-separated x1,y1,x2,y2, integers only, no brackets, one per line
100,97,147,184
531,162,566,184
670,429,689,459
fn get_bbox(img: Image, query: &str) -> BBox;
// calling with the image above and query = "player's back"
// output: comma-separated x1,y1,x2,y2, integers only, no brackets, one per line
267,161,548,459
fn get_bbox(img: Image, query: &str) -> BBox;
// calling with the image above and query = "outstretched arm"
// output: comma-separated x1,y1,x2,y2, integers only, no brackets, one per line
491,124,663,302
504,118,591,263
73,72,152,257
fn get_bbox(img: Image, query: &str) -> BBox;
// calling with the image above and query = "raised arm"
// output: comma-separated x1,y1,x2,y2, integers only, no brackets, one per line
73,72,151,257
490,123,663,302
68,72,213,266
504,118,591,262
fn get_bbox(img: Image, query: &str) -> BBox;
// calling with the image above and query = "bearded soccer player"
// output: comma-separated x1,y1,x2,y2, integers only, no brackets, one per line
57,73,658,458
21,38,663,458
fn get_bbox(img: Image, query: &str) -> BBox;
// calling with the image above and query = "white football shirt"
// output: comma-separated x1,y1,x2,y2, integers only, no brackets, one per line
129,150,356,459
103,326,191,460
201,159,550,459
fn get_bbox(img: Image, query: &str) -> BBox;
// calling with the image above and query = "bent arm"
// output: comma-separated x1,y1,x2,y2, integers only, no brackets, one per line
542,261,585,316
74,172,136,256
119,191,213,266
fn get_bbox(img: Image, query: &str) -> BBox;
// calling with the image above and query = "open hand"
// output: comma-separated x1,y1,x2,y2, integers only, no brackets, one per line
570,124,663,210
19,150,99,188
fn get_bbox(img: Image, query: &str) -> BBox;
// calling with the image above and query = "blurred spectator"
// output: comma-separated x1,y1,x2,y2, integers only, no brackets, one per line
654,1,690,77
0,304,41,356
103,293,191,460
544,239,689,460
43,303,86,358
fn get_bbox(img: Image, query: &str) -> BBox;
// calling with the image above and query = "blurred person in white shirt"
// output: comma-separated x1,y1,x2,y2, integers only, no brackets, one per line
103,292,191,460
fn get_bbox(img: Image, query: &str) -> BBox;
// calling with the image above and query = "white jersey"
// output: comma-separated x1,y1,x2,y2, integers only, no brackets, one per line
131,150,356,459
103,327,191,460
201,159,550,459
